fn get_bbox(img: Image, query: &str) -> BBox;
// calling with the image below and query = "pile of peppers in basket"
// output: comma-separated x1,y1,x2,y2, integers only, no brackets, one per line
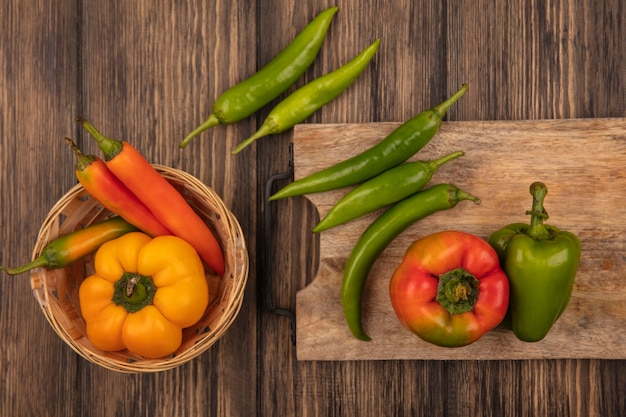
179,6,380,155
67,120,225,357
1,119,225,358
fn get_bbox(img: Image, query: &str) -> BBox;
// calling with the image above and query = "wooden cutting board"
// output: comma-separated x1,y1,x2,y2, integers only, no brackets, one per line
292,118,626,361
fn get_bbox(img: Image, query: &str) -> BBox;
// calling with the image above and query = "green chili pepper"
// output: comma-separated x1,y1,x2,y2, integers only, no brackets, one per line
341,183,480,341
488,182,581,342
313,150,464,232
179,6,338,148
269,84,468,200
0,216,137,275
231,38,380,154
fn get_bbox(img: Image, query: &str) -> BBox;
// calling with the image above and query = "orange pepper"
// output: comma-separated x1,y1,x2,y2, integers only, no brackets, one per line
79,232,209,358
65,138,171,237
77,118,225,276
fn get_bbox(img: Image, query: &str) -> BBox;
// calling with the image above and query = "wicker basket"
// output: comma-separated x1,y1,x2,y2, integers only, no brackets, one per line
29,165,248,373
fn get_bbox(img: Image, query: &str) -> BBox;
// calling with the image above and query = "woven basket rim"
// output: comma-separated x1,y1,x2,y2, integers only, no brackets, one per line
29,165,249,373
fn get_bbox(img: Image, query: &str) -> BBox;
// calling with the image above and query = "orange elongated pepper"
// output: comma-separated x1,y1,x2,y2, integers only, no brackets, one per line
65,138,171,238
77,119,225,276
0,216,137,275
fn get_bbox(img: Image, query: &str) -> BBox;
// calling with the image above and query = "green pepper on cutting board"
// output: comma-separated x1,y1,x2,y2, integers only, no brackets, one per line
488,182,581,342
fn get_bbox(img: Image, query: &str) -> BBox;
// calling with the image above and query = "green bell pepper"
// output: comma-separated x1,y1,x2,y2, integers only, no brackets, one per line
488,182,581,342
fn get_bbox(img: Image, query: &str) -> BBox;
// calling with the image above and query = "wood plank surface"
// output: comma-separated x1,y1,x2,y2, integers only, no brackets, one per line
294,118,626,360
1,0,625,416
76,2,259,416
0,3,82,416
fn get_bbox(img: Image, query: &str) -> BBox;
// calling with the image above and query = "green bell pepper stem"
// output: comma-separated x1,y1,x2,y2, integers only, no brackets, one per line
526,182,552,240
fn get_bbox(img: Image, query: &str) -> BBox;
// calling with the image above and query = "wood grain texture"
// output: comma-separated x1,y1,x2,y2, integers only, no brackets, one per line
76,1,259,416
1,0,625,416
294,119,626,360
0,2,82,416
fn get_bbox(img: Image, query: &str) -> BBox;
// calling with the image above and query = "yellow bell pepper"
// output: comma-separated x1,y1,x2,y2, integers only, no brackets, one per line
79,232,209,358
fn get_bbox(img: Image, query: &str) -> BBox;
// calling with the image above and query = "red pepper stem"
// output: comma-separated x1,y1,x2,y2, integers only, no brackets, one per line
433,84,468,118
436,268,480,315
65,138,96,170
76,118,124,161
525,182,552,240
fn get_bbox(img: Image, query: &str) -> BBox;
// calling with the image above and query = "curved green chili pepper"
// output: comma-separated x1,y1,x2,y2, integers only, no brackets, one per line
269,84,468,200
231,38,380,154
0,216,137,275
341,183,480,341
313,150,464,232
179,6,338,148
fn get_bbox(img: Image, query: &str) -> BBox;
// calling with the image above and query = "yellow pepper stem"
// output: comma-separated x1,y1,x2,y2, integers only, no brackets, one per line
112,272,156,313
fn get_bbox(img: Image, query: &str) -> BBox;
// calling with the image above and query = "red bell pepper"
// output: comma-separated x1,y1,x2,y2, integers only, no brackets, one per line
389,230,509,347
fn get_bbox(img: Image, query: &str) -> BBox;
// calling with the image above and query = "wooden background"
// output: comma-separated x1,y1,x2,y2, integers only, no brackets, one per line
1,0,624,416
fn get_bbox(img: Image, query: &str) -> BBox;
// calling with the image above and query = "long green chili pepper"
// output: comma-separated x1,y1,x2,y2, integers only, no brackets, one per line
179,6,338,148
231,38,380,154
269,84,468,200
0,216,137,275
313,150,464,232
341,183,480,341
